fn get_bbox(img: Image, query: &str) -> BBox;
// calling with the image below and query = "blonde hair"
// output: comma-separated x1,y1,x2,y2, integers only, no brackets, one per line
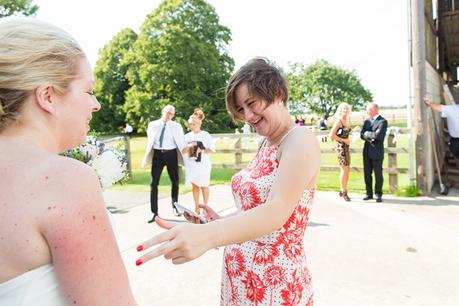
0,18,85,130
188,108,205,124
335,102,352,117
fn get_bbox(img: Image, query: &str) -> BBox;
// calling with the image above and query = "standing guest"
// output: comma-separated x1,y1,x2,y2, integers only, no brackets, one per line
329,102,352,201
124,122,134,138
423,95,459,159
142,105,186,223
182,108,215,214
360,102,388,202
0,18,136,305
136,58,320,305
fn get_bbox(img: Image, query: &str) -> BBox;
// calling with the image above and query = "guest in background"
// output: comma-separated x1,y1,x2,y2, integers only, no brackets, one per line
360,102,387,202
124,122,134,138
330,103,352,201
142,105,186,222
424,94,459,159
182,108,215,214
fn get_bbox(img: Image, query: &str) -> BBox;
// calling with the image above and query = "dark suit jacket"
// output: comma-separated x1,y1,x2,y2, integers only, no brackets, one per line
360,115,388,160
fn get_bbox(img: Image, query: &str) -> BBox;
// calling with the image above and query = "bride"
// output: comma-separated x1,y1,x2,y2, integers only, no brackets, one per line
0,18,136,305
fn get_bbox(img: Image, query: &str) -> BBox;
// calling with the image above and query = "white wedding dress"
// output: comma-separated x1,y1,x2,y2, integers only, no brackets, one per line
0,210,116,305
0,264,66,305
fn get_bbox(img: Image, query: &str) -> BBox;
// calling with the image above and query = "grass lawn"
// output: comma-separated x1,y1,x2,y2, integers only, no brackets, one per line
114,134,412,196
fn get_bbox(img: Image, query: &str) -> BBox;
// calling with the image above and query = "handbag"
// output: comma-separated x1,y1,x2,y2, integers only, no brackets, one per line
336,128,345,138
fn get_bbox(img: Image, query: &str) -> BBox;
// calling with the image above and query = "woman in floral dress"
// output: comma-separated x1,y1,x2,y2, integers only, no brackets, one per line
137,58,321,305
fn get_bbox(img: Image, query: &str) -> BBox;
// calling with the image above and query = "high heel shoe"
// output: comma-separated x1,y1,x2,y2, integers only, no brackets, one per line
342,191,351,202
147,213,158,223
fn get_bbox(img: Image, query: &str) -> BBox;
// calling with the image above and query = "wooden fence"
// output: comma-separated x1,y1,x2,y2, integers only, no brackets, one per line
211,128,411,193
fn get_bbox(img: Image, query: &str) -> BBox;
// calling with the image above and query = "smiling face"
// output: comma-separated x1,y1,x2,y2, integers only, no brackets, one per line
161,106,175,122
234,83,286,139
55,58,100,150
188,117,202,133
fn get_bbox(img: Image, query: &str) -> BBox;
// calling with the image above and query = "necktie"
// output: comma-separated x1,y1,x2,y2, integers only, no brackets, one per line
159,123,166,148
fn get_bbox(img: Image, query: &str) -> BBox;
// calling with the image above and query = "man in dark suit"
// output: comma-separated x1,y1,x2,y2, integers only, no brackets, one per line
360,102,388,202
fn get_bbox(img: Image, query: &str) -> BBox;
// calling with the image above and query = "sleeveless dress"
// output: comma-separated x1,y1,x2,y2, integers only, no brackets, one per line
183,130,215,187
335,121,351,167
0,264,66,305
221,128,315,306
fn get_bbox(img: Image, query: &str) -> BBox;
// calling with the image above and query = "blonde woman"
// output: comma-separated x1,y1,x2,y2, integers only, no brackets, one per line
182,108,215,214
0,18,136,305
329,102,352,201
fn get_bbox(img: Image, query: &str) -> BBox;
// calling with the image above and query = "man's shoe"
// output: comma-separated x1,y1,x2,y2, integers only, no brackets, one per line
376,196,383,203
147,213,158,223
363,195,373,201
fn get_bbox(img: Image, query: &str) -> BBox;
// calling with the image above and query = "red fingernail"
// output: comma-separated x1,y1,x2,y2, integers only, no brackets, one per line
136,245,143,252
135,259,143,266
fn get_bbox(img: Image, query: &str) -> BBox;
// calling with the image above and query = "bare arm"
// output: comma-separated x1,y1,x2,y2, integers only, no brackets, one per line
41,160,136,305
423,96,442,112
137,128,320,264
329,120,350,145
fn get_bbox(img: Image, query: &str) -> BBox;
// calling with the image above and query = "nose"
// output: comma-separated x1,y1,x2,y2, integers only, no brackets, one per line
243,107,255,122
92,97,101,112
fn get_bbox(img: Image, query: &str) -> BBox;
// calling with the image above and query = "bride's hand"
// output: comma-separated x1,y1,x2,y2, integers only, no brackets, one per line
135,217,216,265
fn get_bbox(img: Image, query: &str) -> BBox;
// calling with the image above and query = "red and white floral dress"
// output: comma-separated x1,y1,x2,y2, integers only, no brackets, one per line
221,134,315,306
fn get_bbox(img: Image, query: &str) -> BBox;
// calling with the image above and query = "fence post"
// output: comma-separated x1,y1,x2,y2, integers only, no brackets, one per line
123,135,132,179
234,137,242,169
387,132,397,193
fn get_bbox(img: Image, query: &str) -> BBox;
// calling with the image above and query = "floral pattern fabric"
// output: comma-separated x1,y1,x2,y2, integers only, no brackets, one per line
221,141,315,306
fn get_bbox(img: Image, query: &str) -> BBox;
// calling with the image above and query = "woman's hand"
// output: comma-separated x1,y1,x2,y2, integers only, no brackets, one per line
136,217,216,265
200,204,220,222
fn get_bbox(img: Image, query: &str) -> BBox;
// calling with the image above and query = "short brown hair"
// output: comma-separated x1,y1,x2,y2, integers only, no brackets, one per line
225,57,288,122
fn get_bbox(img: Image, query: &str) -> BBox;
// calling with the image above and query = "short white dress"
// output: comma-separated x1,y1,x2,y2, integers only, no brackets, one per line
183,130,215,187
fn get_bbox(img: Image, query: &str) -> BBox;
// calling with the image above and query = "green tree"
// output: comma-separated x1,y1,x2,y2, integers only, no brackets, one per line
124,0,234,133
288,60,372,119
0,0,38,18
92,28,138,133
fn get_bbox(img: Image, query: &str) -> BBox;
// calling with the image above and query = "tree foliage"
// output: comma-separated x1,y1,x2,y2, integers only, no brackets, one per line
0,0,38,18
288,60,372,119
92,28,138,133
124,0,234,133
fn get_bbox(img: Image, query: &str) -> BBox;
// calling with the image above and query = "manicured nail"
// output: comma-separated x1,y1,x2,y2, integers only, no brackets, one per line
136,245,143,252
136,259,143,266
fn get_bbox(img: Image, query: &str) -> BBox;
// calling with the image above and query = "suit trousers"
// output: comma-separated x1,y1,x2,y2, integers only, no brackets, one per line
150,149,179,215
363,154,383,197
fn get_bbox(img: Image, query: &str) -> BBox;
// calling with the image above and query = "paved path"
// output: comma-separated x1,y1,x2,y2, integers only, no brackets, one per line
104,187,459,306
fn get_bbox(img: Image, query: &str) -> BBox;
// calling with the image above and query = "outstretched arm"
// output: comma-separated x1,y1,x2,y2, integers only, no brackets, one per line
136,128,320,265
423,96,442,112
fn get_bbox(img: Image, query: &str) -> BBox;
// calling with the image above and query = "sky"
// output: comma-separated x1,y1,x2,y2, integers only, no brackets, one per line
34,0,410,107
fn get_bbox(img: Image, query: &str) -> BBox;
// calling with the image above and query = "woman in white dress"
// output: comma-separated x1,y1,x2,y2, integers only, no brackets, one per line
182,108,215,214
0,18,136,305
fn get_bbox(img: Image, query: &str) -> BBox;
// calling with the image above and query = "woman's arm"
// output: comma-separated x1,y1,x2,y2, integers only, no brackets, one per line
41,159,136,305
329,120,350,144
137,128,320,264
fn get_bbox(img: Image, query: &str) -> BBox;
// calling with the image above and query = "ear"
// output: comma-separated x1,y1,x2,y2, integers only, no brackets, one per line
34,84,56,114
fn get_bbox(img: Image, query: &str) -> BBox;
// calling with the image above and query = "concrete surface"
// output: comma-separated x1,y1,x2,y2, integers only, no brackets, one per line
104,186,459,306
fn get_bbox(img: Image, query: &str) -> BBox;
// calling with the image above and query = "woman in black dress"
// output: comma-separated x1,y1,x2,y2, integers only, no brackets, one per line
330,102,352,201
